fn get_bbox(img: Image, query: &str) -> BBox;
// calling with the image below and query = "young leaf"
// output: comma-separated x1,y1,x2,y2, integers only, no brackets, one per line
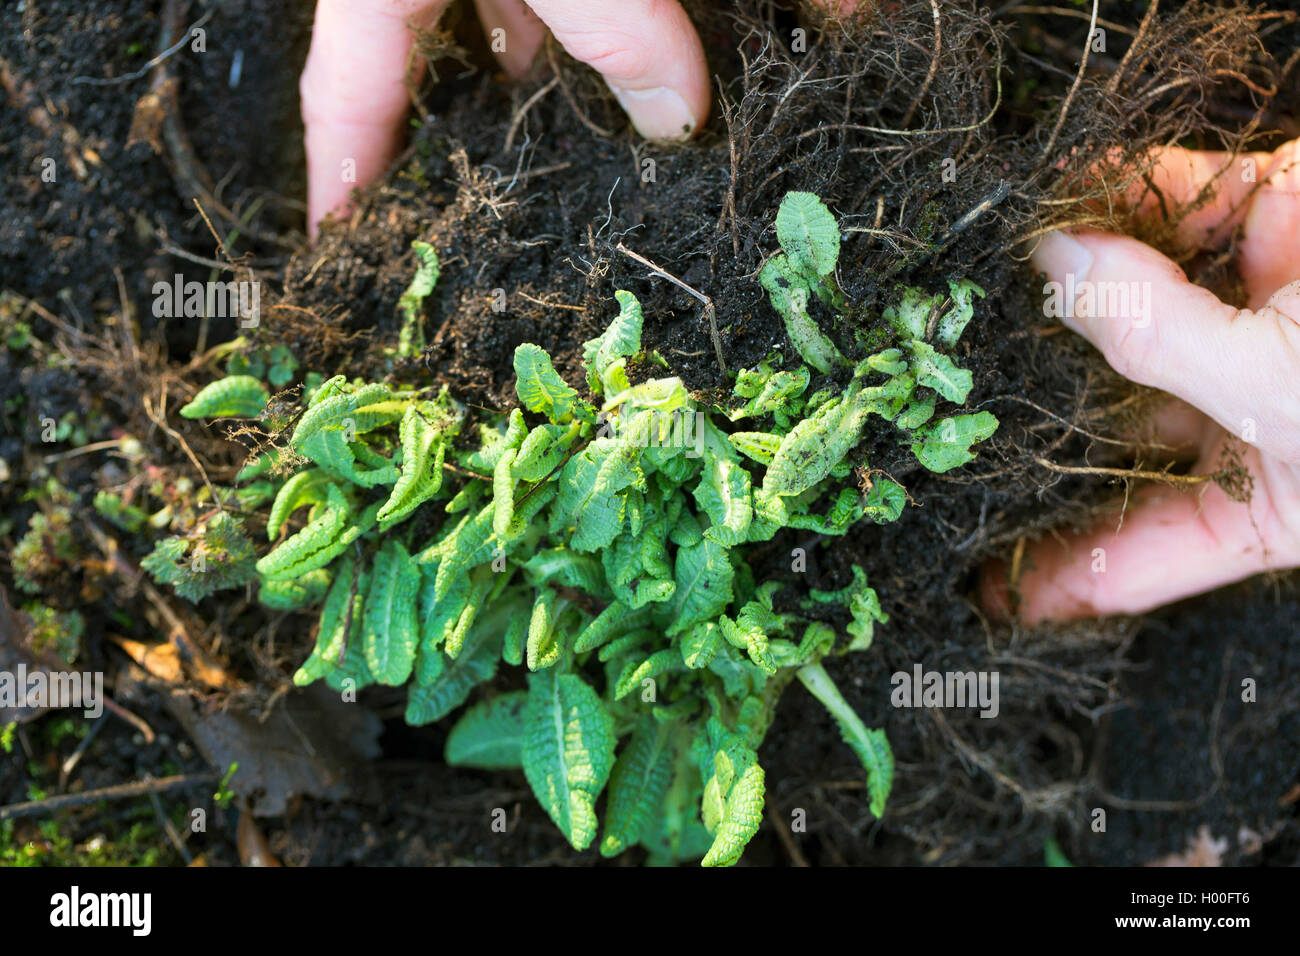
521,669,616,851
907,340,973,404
398,240,440,357
492,447,518,540
583,290,643,394
775,191,840,278
936,278,985,348
759,255,846,374
526,588,566,671
728,431,783,467
729,364,809,424
699,721,766,867
797,662,893,818
862,348,908,376
513,343,585,424
883,286,935,340
364,539,420,685
763,397,868,498
377,404,448,531
600,719,674,857
910,411,998,473
445,691,527,769
862,477,907,524
180,375,268,420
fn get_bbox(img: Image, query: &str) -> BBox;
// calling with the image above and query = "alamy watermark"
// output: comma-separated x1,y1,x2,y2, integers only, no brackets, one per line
50,886,151,936
891,664,999,718
596,408,707,458
0,665,103,718
1042,274,1151,329
152,274,261,327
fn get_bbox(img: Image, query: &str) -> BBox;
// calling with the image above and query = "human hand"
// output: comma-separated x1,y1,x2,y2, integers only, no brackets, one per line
299,0,714,234
982,139,1300,623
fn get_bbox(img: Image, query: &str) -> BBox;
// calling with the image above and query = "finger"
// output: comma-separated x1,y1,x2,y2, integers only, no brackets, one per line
1033,228,1300,463
474,0,545,78
523,0,709,140
982,436,1300,623
1238,139,1300,306
301,0,448,235
1130,397,1214,460
1122,145,1274,250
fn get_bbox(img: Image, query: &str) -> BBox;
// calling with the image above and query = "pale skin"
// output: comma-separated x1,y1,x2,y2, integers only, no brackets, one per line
299,4,1300,624
983,139,1300,623
300,0,714,233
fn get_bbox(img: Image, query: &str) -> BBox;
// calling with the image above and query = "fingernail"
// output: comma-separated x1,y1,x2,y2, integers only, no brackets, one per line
1033,230,1094,332
1033,230,1093,284
608,85,696,141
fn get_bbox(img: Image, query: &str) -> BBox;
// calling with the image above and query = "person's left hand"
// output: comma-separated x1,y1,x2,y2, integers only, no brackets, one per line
982,140,1300,623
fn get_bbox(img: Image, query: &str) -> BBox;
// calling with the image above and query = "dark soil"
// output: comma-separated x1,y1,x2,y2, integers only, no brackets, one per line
1,0,1296,866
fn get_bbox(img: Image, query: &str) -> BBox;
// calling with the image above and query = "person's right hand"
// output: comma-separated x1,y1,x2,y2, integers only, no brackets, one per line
982,139,1300,624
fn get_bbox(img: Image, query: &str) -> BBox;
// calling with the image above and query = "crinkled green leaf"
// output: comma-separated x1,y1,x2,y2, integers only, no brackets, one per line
583,290,643,394
883,286,934,340
521,669,616,851
937,278,985,348
699,720,765,867
180,375,268,420
445,691,527,769
763,397,868,498
600,719,674,857
775,191,840,278
363,539,420,685
692,458,752,546
377,403,449,530
405,620,501,725
910,411,998,473
908,340,973,404
397,240,440,357
759,254,846,374
663,538,733,637
514,343,587,424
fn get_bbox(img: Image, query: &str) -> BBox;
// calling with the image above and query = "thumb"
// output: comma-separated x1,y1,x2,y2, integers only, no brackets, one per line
524,0,709,140
1033,228,1300,464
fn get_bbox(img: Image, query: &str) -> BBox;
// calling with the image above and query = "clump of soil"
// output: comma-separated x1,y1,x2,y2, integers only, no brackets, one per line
2,0,1297,866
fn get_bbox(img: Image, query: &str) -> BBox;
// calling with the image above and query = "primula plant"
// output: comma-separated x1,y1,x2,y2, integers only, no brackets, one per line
147,192,997,865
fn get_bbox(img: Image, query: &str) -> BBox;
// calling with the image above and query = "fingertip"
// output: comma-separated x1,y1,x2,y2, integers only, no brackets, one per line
608,84,701,142
528,0,710,141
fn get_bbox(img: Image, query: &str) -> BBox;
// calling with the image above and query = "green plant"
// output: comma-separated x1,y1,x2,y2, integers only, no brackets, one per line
140,511,259,602
22,604,83,664
214,762,239,809
155,192,998,865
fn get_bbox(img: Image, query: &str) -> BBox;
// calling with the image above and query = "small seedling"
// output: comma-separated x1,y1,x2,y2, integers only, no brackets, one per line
150,192,999,865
